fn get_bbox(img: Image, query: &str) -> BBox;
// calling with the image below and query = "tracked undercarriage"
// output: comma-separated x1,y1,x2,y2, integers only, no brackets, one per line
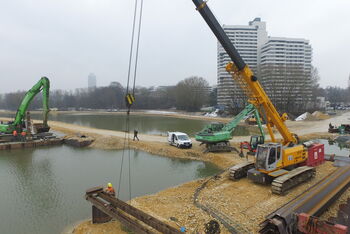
204,141,239,153
229,163,316,195
270,166,316,195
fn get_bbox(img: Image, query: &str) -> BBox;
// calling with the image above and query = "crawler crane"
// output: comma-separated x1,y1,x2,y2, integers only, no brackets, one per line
192,0,323,194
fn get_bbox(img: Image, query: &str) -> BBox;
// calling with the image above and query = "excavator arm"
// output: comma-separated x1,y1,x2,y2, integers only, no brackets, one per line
192,0,297,146
195,104,265,152
0,77,50,133
222,104,264,139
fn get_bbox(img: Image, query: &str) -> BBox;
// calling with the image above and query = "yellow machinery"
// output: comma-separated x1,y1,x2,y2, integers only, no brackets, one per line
192,0,319,194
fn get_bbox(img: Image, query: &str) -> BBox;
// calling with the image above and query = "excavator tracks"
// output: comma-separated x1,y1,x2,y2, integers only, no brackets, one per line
271,166,316,195
229,161,255,180
206,142,239,153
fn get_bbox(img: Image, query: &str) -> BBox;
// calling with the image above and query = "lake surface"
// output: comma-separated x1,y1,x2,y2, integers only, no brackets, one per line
0,112,250,136
316,139,350,157
0,145,220,234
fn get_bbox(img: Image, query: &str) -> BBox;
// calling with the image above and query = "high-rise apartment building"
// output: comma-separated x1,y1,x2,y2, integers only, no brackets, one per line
217,18,313,111
88,73,97,89
260,37,312,107
217,18,267,107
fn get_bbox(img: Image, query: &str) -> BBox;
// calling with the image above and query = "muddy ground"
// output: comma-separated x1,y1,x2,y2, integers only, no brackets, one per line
1,111,350,233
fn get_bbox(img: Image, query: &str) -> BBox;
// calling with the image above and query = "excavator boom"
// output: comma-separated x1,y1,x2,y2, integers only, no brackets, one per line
0,77,50,134
195,104,265,152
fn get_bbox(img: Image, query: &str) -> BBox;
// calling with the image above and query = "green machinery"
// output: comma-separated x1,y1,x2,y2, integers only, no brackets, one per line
0,77,50,134
195,104,265,152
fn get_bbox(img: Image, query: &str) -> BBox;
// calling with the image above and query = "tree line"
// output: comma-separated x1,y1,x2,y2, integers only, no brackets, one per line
0,73,348,114
0,76,215,112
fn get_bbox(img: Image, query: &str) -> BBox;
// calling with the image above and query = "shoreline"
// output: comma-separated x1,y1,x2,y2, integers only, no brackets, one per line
47,120,339,233
1,112,350,233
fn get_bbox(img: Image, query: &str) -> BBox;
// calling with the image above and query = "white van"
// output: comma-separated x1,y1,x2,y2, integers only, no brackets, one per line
167,132,192,149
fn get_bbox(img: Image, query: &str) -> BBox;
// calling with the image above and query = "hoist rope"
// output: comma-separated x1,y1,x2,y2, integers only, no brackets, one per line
132,0,144,95
117,0,144,202
125,0,139,95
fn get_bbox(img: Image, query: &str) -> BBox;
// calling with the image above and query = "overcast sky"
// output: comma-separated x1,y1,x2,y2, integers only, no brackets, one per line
0,0,349,93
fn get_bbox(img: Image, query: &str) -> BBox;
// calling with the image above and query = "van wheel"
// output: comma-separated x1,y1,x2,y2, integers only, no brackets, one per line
176,144,179,148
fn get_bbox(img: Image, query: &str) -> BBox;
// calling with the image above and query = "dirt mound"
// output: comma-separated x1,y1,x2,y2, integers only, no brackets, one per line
312,111,330,120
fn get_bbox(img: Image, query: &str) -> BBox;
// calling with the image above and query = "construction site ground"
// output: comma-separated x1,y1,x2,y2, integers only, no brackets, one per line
1,110,350,233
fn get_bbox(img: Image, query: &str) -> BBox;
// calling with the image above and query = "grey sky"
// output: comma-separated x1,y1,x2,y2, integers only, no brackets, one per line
0,0,349,93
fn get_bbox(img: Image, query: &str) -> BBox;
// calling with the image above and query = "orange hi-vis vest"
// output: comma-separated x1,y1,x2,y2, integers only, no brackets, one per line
107,187,115,194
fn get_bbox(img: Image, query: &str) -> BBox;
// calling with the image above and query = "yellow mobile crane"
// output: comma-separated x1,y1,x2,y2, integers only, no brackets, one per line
192,0,322,194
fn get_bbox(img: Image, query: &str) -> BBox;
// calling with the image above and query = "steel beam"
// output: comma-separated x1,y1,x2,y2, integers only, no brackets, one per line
260,165,350,233
85,186,181,234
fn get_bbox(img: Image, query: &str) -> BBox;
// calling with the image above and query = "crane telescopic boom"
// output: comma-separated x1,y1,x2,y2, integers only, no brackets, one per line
192,0,297,146
192,0,322,195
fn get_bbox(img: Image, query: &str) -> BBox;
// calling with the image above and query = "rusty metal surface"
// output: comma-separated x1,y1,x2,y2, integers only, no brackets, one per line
329,198,350,229
260,165,350,233
298,213,348,234
85,187,181,234
92,205,112,224
86,194,153,234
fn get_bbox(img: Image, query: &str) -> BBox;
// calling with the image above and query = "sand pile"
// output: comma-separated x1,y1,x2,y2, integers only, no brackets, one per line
312,111,330,120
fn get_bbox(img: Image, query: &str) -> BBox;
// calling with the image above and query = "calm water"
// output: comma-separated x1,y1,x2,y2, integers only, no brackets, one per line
0,112,250,136
316,139,350,157
0,146,220,234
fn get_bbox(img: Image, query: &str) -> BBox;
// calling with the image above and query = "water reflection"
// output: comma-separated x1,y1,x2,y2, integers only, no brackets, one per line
0,112,250,136
317,139,350,157
0,146,220,234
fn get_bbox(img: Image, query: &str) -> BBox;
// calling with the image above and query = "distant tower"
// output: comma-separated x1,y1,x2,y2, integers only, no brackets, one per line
88,73,97,89
348,73,350,88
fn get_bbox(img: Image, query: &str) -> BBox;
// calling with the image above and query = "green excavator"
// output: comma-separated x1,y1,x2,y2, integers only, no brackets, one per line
0,77,50,134
195,104,265,152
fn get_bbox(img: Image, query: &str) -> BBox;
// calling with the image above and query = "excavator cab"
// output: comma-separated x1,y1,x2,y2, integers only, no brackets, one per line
250,135,264,151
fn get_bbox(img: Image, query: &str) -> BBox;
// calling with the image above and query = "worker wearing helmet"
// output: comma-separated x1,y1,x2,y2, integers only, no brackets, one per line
21,130,27,142
105,183,116,196
12,130,18,141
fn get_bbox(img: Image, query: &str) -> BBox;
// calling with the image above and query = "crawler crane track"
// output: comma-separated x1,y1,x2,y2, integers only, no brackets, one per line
271,166,316,195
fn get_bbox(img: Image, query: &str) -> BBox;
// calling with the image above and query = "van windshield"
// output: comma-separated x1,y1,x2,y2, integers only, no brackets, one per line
178,135,189,141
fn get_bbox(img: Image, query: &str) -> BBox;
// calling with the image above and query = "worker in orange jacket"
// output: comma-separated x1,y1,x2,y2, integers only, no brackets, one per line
12,130,18,141
105,183,116,196
21,131,27,142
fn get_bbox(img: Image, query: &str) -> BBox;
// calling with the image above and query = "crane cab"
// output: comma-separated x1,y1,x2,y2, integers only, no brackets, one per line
248,143,307,184
255,143,282,171
247,143,282,184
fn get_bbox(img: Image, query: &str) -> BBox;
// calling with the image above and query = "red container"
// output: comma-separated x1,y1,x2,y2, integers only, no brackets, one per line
303,143,325,167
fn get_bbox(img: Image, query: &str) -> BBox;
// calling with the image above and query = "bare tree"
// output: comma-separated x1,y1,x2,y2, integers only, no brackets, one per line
260,64,313,114
175,76,210,111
